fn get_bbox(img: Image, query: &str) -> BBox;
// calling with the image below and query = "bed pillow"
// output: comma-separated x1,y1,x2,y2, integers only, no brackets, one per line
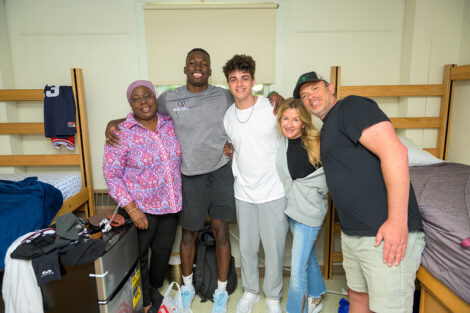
399,136,443,166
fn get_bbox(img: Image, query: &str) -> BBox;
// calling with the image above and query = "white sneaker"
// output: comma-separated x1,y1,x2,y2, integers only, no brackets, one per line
236,291,260,313
307,296,323,313
265,298,282,313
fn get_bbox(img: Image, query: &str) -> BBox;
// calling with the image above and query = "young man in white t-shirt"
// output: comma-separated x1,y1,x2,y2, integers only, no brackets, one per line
222,55,289,313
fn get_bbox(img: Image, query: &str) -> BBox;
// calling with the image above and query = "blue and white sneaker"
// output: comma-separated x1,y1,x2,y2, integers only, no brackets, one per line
211,289,229,313
181,284,195,312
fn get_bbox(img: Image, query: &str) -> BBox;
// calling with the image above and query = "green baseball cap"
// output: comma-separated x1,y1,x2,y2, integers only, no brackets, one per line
293,71,320,99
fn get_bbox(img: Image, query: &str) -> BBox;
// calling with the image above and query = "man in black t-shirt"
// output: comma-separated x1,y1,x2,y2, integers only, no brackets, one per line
292,72,425,313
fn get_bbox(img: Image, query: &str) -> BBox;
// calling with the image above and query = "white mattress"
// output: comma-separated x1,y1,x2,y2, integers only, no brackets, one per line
0,173,81,201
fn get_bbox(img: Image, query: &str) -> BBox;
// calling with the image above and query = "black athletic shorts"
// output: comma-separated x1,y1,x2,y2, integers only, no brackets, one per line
180,163,236,230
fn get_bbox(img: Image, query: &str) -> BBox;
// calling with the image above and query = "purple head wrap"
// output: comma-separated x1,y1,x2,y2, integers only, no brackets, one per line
126,80,157,104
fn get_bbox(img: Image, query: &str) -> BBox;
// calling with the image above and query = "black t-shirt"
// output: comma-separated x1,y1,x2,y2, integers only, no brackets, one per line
287,137,320,180
320,95,422,236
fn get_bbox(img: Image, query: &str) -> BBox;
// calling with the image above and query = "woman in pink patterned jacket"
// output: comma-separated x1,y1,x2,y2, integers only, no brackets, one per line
103,80,182,313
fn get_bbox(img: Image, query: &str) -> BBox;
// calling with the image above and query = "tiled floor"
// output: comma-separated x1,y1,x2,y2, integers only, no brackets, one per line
159,275,349,313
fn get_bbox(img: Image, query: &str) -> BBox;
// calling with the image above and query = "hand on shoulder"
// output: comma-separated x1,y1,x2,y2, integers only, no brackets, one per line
105,118,125,146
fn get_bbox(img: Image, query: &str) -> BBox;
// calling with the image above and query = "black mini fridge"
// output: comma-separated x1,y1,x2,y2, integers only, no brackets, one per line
42,225,143,313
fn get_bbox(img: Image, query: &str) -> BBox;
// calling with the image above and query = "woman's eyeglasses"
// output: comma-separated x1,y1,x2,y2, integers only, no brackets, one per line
131,93,154,104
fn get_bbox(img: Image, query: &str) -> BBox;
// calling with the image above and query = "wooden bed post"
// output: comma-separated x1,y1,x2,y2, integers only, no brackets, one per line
437,64,454,160
330,66,341,99
71,68,95,217
444,64,470,160
322,197,332,279
321,66,342,280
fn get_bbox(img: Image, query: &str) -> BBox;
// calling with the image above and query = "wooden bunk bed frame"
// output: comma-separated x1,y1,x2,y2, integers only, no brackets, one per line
0,68,95,218
322,64,470,313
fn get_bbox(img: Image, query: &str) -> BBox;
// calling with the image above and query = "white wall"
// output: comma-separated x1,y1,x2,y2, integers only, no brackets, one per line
399,0,465,148
0,2,13,90
274,0,405,89
459,0,470,65
3,0,142,180
0,1,22,173
447,0,470,164
3,0,468,188
273,0,407,130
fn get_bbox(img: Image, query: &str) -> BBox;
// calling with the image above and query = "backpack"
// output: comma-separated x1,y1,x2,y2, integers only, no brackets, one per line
193,224,237,302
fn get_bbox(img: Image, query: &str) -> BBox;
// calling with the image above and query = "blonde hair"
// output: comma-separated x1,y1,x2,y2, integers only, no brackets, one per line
276,98,321,166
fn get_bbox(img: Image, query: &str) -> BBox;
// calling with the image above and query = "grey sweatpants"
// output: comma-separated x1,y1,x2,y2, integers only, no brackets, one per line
236,197,289,299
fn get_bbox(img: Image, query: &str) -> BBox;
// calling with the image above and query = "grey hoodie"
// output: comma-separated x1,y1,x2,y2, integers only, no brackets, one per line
275,134,328,227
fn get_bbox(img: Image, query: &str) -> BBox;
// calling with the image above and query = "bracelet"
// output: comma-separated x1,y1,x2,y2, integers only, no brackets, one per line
128,205,138,214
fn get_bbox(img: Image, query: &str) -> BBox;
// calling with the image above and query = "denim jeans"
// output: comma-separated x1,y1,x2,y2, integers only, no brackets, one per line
286,218,326,313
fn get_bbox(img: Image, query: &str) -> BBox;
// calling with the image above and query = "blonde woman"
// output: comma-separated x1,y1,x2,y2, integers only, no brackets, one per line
275,98,328,313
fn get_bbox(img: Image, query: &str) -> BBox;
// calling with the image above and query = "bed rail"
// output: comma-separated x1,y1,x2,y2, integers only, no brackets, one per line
330,65,453,160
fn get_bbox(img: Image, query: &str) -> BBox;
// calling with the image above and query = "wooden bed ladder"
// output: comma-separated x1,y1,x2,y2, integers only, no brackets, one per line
322,64,455,279
0,68,95,217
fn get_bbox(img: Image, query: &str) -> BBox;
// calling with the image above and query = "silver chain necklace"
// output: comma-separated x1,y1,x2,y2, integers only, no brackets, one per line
235,103,256,124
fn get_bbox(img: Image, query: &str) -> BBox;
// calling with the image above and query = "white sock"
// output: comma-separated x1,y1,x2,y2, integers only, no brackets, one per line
309,296,321,304
183,273,193,287
217,279,227,291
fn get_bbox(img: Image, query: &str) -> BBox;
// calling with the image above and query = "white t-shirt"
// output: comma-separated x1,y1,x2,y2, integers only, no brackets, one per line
3,232,44,313
223,97,285,203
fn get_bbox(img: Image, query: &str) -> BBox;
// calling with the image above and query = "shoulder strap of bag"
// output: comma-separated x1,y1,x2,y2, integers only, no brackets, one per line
194,244,207,291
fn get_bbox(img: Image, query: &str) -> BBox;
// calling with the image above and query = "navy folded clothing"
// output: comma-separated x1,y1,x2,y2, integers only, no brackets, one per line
43,85,76,138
